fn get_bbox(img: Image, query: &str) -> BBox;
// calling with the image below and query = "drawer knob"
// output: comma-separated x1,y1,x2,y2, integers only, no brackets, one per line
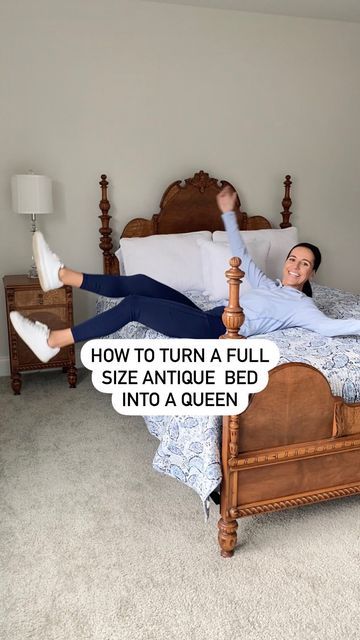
38,293,43,305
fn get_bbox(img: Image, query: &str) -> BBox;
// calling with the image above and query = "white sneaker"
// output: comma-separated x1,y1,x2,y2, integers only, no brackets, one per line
10,311,60,363
32,231,64,292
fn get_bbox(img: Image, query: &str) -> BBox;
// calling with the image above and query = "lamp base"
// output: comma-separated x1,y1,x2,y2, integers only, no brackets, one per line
28,258,38,279
28,217,38,279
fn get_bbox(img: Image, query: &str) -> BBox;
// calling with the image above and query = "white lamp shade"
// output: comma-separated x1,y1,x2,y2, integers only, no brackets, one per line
11,174,53,214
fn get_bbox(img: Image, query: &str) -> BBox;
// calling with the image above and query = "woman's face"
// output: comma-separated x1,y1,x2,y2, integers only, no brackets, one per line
282,246,315,290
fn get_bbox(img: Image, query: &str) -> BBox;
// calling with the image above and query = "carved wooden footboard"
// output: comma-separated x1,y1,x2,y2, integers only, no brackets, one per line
219,260,360,557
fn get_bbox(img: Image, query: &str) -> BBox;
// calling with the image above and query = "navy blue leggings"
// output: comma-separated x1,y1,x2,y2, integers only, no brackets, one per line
71,274,225,342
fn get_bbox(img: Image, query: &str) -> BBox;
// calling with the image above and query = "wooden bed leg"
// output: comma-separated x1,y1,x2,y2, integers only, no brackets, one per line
218,517,238,557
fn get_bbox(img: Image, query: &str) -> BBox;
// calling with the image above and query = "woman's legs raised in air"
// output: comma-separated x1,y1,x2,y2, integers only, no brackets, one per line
11,296,224,361
34,229,199,306
10,231,225,362
47,273,201,348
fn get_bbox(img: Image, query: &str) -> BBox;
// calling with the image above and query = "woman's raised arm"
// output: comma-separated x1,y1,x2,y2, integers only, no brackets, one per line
217,187,275,290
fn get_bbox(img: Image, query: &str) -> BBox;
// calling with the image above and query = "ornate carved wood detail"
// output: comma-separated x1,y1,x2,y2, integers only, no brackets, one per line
280,175,293,228
7,359,72,372
228,415,241,458
98,172,293,268
10,333,19,367
65,286,74,323
99,171,291,273
218,517,238,558
161,170,237,201
11,373,21,395
7,287,15,308
185,170,222,193
228,435,360,469
218,256,245,555
220,257,245,340
98,174,115,275
148,170,243,235
229,484,360,518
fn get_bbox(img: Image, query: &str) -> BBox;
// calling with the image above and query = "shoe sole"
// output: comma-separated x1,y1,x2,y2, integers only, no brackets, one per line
32,232,53,292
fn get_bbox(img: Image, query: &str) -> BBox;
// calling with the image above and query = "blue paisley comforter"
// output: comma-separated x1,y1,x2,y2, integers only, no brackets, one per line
96,284,360,504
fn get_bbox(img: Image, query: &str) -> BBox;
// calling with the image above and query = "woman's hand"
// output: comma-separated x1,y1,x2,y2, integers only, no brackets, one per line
216,186,237,214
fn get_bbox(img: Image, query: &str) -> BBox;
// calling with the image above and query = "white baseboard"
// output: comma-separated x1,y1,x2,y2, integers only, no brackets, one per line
0,345,83,378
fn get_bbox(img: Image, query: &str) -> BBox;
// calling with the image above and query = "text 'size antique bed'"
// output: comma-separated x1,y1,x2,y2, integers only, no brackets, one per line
95,171,360,557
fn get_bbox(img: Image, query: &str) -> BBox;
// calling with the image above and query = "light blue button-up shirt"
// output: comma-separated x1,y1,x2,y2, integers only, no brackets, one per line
222,211,360,338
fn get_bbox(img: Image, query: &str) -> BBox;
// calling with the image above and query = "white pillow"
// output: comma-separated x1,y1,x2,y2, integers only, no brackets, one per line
114,246,126,275
198,238,270,301
213,227,298,280
118,231,212,292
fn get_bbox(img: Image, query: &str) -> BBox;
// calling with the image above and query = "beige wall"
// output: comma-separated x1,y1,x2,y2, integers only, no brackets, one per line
0,0,359,372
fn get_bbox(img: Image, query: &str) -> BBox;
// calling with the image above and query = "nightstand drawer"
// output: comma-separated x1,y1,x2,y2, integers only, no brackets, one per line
22,307,69,326
14,287,67,308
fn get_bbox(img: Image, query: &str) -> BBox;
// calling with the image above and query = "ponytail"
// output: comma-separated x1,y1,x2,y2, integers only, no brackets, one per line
302,280,313,298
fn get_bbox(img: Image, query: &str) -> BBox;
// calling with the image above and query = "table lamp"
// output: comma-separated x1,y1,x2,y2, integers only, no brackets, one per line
11,172,53,278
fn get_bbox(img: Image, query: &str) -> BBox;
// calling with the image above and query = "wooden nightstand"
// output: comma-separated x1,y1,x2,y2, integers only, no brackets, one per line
3,275,77,394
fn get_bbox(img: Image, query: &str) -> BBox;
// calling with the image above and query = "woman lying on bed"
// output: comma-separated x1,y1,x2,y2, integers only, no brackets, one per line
10,187,360,363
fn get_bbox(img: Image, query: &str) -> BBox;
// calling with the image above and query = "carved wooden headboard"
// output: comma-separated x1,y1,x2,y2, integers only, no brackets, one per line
98,170,293,275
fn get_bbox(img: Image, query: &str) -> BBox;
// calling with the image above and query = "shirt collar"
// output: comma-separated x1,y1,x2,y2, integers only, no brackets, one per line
275,279,305,297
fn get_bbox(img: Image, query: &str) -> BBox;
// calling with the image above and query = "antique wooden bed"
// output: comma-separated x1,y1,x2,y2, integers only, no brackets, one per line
96,171,360,557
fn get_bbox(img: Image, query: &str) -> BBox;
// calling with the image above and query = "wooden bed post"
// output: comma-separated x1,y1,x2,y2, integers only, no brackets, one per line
220,257,245,340
98,174,117,275
218,257,245,557
280,174,293,228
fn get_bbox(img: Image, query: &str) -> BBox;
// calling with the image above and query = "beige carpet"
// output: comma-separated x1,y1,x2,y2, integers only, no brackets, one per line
0,370,359,640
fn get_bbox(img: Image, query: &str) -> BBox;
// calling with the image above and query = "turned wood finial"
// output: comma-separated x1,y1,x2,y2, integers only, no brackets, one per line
98,174,114,273
280,174,292,228
220,257,245,340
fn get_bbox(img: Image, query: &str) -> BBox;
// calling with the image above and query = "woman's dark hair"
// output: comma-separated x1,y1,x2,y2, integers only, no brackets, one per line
286,243,322,298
